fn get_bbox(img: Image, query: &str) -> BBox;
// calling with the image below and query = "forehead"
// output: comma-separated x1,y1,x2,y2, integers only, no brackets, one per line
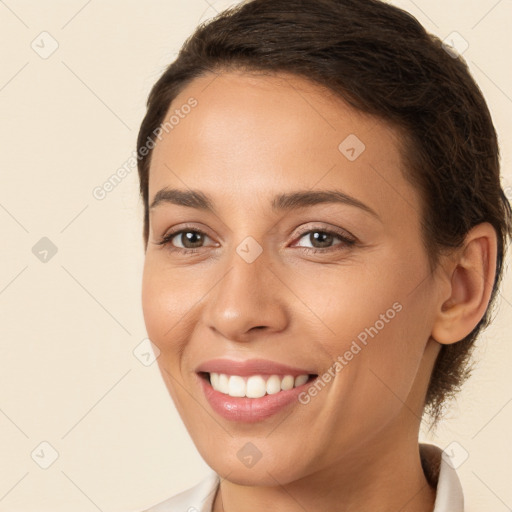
148,70,419,224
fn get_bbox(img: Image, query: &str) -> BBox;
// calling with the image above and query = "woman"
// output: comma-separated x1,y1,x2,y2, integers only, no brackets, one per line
136,0,512,510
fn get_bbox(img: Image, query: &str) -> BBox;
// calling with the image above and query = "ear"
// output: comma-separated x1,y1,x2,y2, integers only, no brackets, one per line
431,222,498,345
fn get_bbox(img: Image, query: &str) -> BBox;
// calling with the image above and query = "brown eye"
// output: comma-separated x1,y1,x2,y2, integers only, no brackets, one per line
293,228,356,252
301,230,336,249
157,228,217,253
173,230,207,249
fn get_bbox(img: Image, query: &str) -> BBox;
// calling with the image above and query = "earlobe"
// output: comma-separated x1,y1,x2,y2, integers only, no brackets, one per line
431,222,497,345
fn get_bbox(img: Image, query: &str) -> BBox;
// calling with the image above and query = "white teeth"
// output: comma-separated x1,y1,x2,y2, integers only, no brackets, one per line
208,372,311,398
218,373,229,394
246,375,267,398
294,374,309,387
281,375,295,391
228,375,246,397
266,375,282,395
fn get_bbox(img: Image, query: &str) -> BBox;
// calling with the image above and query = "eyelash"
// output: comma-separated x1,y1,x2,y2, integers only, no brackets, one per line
156,224,357,255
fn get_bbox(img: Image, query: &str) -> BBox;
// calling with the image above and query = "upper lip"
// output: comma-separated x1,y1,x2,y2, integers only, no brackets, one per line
195,358,316,377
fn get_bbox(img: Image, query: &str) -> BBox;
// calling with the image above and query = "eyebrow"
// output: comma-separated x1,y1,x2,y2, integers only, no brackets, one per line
149,187,380,220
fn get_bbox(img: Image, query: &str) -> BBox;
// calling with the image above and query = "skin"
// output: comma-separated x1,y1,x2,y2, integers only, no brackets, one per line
141,70,497,512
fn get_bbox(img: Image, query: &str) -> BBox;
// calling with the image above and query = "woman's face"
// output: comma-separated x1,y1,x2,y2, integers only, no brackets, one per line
142,71,443,484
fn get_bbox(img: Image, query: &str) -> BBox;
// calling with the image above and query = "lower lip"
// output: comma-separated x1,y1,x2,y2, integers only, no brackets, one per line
197,373,316,423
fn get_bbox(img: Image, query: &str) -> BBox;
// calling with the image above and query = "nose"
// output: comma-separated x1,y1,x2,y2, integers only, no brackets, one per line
201,243,289,342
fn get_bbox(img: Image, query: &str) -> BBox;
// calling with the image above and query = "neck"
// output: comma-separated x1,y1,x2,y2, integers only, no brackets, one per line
213,420,436,512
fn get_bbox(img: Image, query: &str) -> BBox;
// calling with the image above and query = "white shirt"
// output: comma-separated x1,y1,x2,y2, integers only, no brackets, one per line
142,443,464,512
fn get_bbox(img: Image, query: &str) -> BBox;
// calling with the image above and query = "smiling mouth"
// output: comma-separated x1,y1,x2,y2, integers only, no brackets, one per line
198,371,318,398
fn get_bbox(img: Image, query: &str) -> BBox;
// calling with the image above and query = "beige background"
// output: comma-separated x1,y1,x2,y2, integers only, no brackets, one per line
0,1,511,511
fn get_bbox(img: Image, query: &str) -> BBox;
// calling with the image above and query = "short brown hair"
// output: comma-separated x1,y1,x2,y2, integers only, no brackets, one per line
137,0,512,427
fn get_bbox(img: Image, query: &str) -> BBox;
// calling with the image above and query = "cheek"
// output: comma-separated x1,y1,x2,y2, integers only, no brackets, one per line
141,259,203,415
312,257,431,400
141,258,197,354
307,300,428,457
293,262,402,341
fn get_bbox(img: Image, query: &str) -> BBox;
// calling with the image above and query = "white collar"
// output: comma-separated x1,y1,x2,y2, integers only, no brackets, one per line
143,442,464,511
420,442,465,511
